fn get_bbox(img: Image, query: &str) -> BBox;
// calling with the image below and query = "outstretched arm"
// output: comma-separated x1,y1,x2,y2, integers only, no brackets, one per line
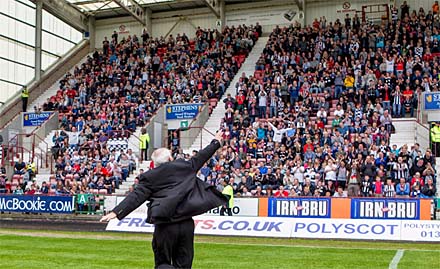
190,130,223,171
100,173,152,221
267,121,278,132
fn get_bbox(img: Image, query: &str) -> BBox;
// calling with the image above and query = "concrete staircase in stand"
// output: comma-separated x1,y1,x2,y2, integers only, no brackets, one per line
184,36,269,153
389,119,416,149
114,160,151,195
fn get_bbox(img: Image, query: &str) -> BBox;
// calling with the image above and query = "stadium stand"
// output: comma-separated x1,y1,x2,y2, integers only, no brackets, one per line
190,4,438,199
2,25,259,197
0,2,437,209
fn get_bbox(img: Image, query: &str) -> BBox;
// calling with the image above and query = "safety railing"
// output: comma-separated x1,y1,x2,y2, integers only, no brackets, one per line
173,126,216,151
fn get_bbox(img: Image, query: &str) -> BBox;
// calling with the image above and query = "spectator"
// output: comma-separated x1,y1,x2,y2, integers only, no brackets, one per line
333,186,347,198
421,178,437,198
396,178,410,197
14,158,26,175
274,185,289,197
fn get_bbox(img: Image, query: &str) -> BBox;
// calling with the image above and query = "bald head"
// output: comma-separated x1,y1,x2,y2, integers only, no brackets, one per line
151,148,173,166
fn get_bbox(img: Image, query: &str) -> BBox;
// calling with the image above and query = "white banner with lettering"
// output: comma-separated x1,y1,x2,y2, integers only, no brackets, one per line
108,197,259,217
106,215,440,242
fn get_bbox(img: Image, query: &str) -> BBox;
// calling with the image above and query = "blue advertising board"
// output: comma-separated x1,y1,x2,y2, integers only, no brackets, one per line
350,198,420,220
165,103,203,120
0,195,75,214
268,197,331,218
23,112,53,127
424,92,440,110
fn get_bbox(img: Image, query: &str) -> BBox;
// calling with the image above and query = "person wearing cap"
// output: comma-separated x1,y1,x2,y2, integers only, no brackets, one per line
101,131,228,269
220,176,234,216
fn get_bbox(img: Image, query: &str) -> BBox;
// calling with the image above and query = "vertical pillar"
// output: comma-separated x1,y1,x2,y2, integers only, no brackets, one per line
302,0,306,27
88,16,96,52
145,8,152,36
35,0,43,80
219,0,225,30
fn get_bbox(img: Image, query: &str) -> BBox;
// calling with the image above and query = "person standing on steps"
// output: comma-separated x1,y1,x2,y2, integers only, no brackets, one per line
430,122,440,157
139,127,150,161
220,177,234,216
21,86,29,112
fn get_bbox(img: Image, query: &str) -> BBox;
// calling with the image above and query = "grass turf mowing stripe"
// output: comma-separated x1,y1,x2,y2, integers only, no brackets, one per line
0,234,399,269
389,250,404,269
1,230,439,253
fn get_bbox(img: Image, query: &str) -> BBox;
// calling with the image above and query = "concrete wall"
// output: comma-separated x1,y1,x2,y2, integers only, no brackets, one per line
94,0,299,47
179,104,210,149
415,122,430,151
305,0,391,26
144,105,167,158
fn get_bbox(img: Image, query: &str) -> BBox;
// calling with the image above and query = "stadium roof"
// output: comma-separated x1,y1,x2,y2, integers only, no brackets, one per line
65,0,260,19
66,0,176,13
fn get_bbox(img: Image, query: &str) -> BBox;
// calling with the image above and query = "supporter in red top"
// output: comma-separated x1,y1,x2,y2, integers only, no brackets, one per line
274,185,289,197
410,172,425,189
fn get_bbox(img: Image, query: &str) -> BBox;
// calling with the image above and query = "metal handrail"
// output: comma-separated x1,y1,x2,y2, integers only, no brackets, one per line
174,126,216,150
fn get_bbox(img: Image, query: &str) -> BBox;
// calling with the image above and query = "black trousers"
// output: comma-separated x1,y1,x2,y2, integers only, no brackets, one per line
141,148,148,161
220,205,232,216
22,97,28,112
152,218,194,269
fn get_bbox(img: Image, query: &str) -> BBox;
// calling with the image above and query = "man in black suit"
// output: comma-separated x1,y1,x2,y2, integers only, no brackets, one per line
100,131,227,269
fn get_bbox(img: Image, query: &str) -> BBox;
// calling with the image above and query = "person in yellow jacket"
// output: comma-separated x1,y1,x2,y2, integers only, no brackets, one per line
344,73,355,90
431,122,440,157
220,176,234,216
21,86,29,112
139,127,150,161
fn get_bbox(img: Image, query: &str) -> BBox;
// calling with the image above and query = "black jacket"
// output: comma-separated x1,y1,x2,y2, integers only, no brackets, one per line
112,140,228,224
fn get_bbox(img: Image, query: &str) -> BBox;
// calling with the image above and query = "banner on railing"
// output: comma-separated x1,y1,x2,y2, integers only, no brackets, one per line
105,196,431,220
165,104,203,120
109,197,259,217
106,214,440,242
267,197,331,218
424,92,440,110
204,198,259,217
351,198,420,220
23,112,54,127
263,197,431,220
0,195,75,214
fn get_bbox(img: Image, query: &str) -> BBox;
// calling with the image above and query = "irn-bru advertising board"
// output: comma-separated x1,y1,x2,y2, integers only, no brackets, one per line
260,197,432,220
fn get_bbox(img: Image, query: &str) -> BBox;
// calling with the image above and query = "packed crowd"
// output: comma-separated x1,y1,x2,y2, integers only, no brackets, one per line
190,3,438,199
2,24,260,196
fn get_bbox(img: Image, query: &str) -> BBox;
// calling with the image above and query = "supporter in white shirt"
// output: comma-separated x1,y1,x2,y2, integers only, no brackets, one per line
267,121,294,143
334,104,345,118
324,159,337,182
291,161,305,184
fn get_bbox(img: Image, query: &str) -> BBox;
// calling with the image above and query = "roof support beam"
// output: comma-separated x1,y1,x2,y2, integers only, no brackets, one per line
293,0,303,11
29,0,89,32
203,0,220,18
113,0,146,26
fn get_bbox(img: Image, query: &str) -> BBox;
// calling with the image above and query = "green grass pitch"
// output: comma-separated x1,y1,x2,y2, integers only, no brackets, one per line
0,229,439,269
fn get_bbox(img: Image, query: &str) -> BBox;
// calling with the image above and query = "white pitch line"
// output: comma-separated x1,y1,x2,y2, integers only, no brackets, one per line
389,249,405,269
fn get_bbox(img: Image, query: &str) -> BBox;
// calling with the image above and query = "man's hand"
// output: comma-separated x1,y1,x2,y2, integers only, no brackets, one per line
100,212,117,222
214,130,224,143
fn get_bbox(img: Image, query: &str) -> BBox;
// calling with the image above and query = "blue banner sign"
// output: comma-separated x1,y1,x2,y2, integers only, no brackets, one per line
0,195,75,214
424,92,440,110
165,104,203,120
23,112,53,127
268,197,331,218
351,198,419,220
